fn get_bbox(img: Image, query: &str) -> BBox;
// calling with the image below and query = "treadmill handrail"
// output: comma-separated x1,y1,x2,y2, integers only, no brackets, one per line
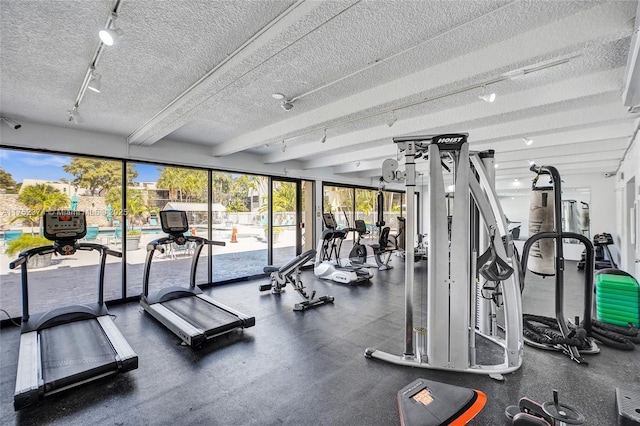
9,246,56,269
143,234,226,296
10,242,122,321
10,242,121,269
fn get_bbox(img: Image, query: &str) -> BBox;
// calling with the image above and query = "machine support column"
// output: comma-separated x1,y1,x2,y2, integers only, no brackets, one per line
403,141,416,359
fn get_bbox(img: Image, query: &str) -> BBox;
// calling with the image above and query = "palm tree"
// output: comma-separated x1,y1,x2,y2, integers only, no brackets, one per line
14,183,70,234
272,182,296,213
157,167,183,202
105,187,147,229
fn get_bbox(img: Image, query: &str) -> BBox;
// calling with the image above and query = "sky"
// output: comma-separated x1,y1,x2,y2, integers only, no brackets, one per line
0,150,160,183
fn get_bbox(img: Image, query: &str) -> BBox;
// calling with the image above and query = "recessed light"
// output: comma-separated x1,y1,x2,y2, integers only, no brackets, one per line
522,137,533,146
494,163,499,168
272,93,285,100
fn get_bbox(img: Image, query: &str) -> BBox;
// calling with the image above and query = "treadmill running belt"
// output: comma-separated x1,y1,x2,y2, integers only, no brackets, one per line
40,320,117,393
162,296,243,336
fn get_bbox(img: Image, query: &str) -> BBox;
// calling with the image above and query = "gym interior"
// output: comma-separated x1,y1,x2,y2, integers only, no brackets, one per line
1,2,640,425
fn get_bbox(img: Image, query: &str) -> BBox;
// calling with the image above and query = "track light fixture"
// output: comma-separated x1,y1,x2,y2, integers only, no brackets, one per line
87,69,101,93
1,117,22,129
479,86,496,103
99,14,124,46
262,57,574,147
387,111,397,127
68,0,122,125
522,137,533,146
68,106,83,124
321,129,327,143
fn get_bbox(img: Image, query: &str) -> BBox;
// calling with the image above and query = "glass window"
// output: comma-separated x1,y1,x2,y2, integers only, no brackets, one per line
272,180,298,265
0,150,123,317
212,172,268,282
125,164,210,298
355,188,377,241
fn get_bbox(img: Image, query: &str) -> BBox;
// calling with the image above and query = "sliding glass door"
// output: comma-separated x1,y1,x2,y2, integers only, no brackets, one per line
270,178,314,265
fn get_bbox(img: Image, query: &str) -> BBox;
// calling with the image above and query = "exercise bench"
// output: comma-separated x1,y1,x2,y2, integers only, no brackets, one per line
260,249,334,311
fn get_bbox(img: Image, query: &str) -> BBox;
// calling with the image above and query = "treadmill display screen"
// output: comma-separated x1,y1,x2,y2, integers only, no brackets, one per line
412,389,434,406
43,210,87,241
160,210,189,234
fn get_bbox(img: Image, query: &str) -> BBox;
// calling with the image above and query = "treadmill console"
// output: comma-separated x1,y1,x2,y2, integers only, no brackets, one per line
160,210,189,235
43,211,87,241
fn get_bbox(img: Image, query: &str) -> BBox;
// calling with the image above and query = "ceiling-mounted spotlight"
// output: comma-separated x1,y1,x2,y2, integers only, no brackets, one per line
68,106,83,124
280,101,294,111
479,86,496,103
272,93,285,100
522,137,533,146
281,141,286,152
99,14,124,46
1,117,21,130
321,129,327,143
87,69,101,93
528,160,536,166
387,111,397,127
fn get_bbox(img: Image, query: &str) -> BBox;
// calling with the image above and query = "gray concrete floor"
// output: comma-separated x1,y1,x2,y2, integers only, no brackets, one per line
0,259,638,425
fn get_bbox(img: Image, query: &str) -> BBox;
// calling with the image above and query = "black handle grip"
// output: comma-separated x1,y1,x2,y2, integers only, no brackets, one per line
106,249,123,258
9,256,26,269
9,245,55,269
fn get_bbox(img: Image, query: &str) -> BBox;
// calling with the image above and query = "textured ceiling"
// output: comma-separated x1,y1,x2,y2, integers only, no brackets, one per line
1,0,639,190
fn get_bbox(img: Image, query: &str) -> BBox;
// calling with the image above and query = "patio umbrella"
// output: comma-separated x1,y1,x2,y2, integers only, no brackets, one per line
70,194,79,211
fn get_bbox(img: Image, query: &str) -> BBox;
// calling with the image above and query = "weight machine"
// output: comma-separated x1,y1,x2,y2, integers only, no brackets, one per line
365,134,524,375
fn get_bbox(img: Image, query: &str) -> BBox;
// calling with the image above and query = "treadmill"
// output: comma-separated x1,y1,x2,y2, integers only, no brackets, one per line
10,211,138,410
141,210,255,347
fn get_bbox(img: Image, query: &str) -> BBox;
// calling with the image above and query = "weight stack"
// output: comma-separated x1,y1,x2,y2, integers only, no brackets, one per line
595,273,640,327
528,187,555,276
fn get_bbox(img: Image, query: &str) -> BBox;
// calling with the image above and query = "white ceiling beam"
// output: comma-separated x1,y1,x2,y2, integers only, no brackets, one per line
332,158,392,174
493,137,628,162
476,125,634,154
295,77,627,169
127,0,344,146
212,2,633,157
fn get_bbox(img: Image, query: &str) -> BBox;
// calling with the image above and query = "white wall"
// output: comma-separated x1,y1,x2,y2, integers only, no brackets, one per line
616,118,640,277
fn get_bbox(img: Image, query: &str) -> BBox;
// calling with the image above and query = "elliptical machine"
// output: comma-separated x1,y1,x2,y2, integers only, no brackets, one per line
314,212,373,284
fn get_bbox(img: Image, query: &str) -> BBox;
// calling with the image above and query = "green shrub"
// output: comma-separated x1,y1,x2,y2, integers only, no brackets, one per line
6,234,51,256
